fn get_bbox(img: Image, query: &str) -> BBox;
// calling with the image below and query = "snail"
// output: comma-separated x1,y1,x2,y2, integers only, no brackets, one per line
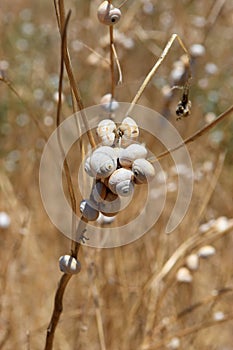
80,199,99,221
132,158,155,184
59,255,81,274
84,156,95,177
97,1,122,26
90,146,117,178
100,93,119,112
108,168,134,197
97,119,116,146
119,143,147,167
99,191,121,216
119,117,139,142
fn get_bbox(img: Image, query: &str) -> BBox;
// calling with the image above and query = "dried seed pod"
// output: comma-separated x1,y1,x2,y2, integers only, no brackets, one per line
176,267,193,283
80,199,99,221
119,117,139,143
59,255,81,274
108,168,134,197
132,158,155,184
90,147,117,178
99,191,121,216
100,93,119,112
119,143,147,167
97,1,122,26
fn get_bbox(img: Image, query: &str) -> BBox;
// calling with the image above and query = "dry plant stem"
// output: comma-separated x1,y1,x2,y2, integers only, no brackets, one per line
204,0,226,42
126,34,191,116
111,42,123,85
55,0,96,149
151,104,233,162
141,220,233,343
87,261,107,350
44,274,72,350
109,25,115,98
146,312,233,350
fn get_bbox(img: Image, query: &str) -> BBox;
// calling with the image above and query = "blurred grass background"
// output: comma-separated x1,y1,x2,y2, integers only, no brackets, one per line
0,0,233,349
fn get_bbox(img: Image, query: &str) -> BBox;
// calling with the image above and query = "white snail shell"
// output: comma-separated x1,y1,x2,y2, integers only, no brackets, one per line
90,146,117,178
97,1,122,26
80,199,99,221
100,94,119,112
99,191,121,216
119,117,139,141
84,156,95,177
119,143,147,167
108,168,134,197
97,119,116,137
97,119,116,146
59,255,81,274
132,158,155,184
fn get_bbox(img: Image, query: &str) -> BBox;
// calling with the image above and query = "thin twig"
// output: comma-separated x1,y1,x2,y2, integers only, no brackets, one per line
126,34,191,116
111,42,123,85
54,0,96,149
149,104,233,162
109,25,115,98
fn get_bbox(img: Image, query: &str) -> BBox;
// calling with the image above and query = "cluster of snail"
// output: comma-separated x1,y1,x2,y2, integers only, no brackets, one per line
79,116,156,221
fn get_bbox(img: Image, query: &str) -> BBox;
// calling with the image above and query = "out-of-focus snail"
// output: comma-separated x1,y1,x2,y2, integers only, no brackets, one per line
80,199,99,221
59,255,81,274
100,93,119,112
119,117,139,142
108,168,134,197
132,158,155,184
119,143,147,167
97,1,122,26
99,191,121,216
90,146,117,178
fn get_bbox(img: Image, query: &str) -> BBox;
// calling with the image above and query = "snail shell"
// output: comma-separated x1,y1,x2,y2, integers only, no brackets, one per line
99,191,121,216
97,119,116,137
119,117,139,141
59,255,81,274
84,156,95,177
119,143,147,167
90,147,117,178
108,168,134,197
132,158,155,184
100,93,119,112
80,199,99,221
97,120,116,146
97,1,122,26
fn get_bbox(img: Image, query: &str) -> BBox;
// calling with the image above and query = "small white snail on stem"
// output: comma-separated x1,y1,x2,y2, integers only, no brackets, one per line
97,1,122,26
97,119,116,146
108,168,134,197
119,117,139,140
59,255,81,274
90,146,117,178
132,158,155,184
119,143,147,167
